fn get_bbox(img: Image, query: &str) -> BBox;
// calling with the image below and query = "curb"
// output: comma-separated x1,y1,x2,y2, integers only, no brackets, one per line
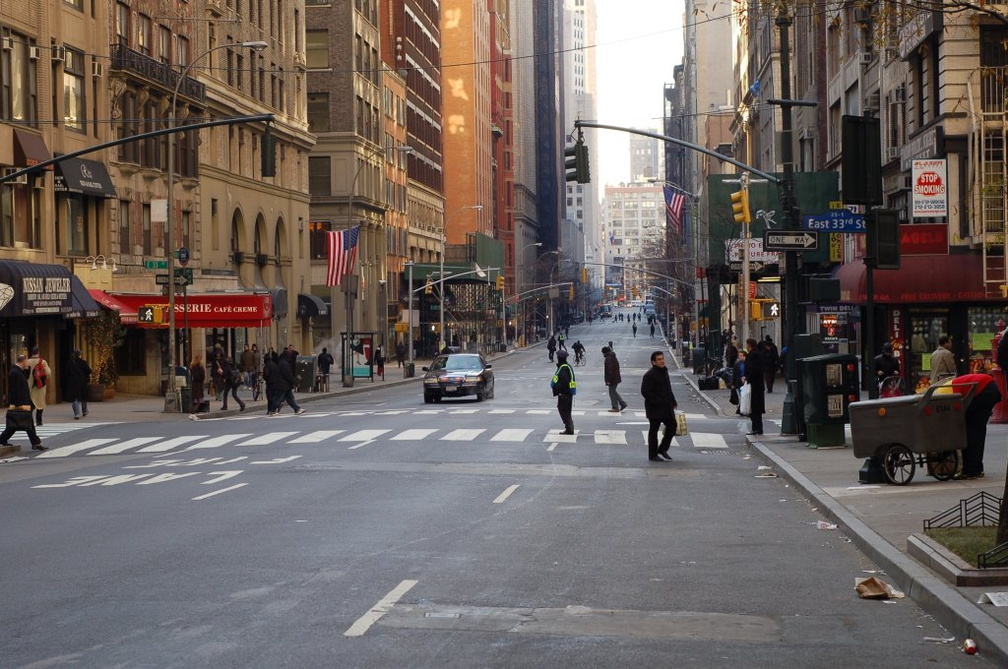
747,435,1008,665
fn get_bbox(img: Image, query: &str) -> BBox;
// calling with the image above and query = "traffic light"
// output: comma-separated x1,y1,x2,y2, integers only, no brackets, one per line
749,299,781,321
564,145,579,183
495,275,505,291
575,141,590,184
568,285,575,300
749,300,763,321
424,280,433,295
138,305,165,324
868,209,901,269
730,188,751,225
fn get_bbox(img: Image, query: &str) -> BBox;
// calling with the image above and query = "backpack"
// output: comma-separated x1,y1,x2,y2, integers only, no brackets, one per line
32,359,47,388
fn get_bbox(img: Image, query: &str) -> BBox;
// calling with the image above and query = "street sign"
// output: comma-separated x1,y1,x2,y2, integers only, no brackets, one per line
802,210,865,233
155,269,192,286
764,231,819,251
177,247,190,267
144,260,168,270
729,261,766,273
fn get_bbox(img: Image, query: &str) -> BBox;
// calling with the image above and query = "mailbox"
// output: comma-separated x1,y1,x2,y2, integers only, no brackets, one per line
801,353,860,424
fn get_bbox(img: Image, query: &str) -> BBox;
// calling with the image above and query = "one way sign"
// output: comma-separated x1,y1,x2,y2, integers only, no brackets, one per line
763,231,818,251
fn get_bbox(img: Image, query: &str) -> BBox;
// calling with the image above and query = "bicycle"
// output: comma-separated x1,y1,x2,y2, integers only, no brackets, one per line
574,351,587,366
250,373,262,401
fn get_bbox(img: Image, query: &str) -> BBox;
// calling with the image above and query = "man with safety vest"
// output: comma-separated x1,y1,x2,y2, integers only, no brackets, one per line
551,349,576,435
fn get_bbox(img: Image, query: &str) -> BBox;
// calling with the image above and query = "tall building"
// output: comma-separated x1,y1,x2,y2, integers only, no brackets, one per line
602,182,665,301
629,134,661,182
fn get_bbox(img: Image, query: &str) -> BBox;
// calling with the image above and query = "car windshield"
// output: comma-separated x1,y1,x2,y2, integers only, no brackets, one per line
432,355,483,372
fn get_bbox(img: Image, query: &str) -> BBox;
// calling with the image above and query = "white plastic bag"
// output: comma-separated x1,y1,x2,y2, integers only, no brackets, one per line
739,384,751,416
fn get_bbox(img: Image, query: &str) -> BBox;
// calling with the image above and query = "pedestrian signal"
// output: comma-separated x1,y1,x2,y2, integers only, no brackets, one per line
138,305,164,324
424,280,433,295
731,188,751,225
495,275,505,291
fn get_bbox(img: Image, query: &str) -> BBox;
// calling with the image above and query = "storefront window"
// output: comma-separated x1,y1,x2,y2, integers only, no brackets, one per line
63,197,88,255
908,311,949,392
967,306,1008,373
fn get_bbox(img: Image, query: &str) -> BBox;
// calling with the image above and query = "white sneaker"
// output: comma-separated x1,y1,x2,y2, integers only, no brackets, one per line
295,408,307,415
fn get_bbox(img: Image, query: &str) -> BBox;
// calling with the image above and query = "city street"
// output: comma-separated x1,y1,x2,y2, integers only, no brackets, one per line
0,318,987,667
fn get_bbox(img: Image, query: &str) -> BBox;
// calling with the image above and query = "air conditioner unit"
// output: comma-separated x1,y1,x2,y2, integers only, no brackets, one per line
893,86,907,103
858,51,873,65
51,45,66,63
91,61,103,77
1,37,13,51
886,146,900,161
1,168,28,185
232,251,244,264
255,253,269,267
854,7,871,23
28,45,40,60
865,90,880,113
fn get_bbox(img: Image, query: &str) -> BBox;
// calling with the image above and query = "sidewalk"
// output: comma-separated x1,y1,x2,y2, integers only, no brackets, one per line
681,366,1008,664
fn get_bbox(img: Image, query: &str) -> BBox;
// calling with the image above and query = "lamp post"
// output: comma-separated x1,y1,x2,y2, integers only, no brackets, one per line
165,39,267,412
341,143,413,388
438,204,482,352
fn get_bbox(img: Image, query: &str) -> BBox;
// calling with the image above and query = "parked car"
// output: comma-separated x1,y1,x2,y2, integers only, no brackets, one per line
422,353,494,403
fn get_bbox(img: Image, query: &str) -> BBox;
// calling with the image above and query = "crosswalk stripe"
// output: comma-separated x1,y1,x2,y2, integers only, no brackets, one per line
185,434,253,450
528,410,551,415
442,429,484,441
339,429,391,442
137,435,208,453
35,438,117,458
691,432,729,449
491,428,533,442
89,437,162,455
449,409,478,414
289,430,345,443
239,432,298,446
593,430,627,445
488,409,516,414
391,428,438,441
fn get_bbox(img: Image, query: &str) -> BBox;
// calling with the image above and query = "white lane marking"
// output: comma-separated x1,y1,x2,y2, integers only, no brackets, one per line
493,484,520,504
375,410,408,415
137,435,208,453
192,483,248,500
415,410,441,414
348,440,375,451
449,409,478,414
391,429,439,441
344,580,419,638
691,432,729,449
442,429,484,441
185,434,253,451
527,409,551,415
546,442,558,452
88,437,162,455
239,432,299,446
340,430,391,442
289,430,344,443
594,430,627,445
491,428,533,442
544,431,578,443
489,409,516,414
35,438,117,458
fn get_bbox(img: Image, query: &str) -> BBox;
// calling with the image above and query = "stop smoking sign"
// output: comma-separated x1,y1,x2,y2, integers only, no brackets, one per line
912,159,948,219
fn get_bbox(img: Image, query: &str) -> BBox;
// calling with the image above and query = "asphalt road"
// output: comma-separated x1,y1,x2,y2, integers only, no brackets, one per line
0,317,989,667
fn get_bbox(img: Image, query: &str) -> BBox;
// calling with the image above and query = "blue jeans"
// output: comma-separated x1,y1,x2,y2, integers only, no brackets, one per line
72,396,88,418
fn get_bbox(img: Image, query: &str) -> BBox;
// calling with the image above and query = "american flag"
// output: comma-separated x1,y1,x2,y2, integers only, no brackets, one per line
664,185,685,238
326,226,360,287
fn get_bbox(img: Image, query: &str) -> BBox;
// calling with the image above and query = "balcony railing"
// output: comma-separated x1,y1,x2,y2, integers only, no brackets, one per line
109,44,206,103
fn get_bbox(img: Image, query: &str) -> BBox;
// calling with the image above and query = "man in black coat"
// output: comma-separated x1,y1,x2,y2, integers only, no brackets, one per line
744,338,766,435
762,336,780,393
0,354,44,450
273,350,306,415
640,350,678,462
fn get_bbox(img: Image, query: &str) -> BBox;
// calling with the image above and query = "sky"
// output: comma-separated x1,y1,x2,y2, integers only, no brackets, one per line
593,0,686,187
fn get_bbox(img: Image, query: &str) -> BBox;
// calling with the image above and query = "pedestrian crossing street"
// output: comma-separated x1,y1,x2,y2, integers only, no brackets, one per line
8,424,739,460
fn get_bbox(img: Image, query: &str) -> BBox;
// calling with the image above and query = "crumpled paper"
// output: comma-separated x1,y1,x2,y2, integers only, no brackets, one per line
855,576,905,600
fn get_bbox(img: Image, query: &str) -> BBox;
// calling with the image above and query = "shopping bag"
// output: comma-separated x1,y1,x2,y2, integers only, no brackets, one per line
739,384,751,416
675,410,688,436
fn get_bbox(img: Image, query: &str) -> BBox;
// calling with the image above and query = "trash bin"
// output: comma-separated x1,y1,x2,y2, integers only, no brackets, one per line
175,365,190,389
404,362,415,378
179,386,192,413
294,355,317,393
692,347,706,375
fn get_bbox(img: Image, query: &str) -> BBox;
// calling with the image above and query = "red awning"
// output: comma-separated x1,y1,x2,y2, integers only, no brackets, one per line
837,254,990,304
109,292,273,328
88,289,139,324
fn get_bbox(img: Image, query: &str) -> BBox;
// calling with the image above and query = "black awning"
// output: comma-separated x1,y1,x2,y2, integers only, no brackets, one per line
0,261,82,318
66,276,101,319
13,129,53,170
297,293,328,318
55,157,116,198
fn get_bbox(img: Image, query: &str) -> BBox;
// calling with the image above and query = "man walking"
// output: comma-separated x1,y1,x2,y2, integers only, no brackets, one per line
930,335,956,384
551,349,576,435
640,350,677,462
240,343,256,389
762,336,780,393
602,346,628,412
317,347,335,392
27,346,51,426
273,349,306,415
0,354,45,451
65,349,91,420
744,338,765,435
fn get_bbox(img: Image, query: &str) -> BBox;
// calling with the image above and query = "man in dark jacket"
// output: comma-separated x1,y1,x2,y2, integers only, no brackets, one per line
744,338,766,435
263,352,281,415
64,348,91,420
551,350,576,435
602,346,628,412
762,336,780,393
219,356,246,412
274,350,306,415
873,342,900,393
0,354,44,450
640,350,677,462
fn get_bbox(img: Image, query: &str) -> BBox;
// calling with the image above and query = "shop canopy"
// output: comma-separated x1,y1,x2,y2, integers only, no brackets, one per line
0,260,100,319
837,254,989,304
109,292,273,328
88,290,139,324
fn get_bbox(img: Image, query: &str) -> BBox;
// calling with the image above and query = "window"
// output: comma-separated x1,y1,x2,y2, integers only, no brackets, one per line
142,203,152,255
308,156,331,195
118,199,131,254
136,14,152,55
63,0,83,10
176,35,189,68
307,92,329,131
63,48,85,131
117,91,138,162
158,26,171,64
309,220,330,259
63,196,88,255
306,30,329,69
115,328,146,376
1,33,38,125
116,3,130,46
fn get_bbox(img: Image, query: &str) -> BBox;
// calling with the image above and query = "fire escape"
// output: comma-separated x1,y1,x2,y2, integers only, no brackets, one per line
968,66,1008,298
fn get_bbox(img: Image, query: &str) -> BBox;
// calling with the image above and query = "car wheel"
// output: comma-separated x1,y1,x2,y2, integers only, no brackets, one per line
423,393,434,404
433,395,442,403
476,391,485,402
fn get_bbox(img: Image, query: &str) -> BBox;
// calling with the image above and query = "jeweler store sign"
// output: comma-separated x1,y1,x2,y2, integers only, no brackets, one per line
912,159,948,219
22,275,72,315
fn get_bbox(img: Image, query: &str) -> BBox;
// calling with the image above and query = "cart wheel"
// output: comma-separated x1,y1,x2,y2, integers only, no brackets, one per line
927,450,960,481
883,444,916,485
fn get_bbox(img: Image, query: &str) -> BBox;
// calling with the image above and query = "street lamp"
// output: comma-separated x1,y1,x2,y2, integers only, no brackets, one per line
165,39,267,412
341,143,413,387
439,204,483,352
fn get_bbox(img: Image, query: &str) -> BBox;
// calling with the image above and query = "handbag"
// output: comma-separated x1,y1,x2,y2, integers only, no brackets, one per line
739,384,752,416
675,410,688,436
729,387,739,405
